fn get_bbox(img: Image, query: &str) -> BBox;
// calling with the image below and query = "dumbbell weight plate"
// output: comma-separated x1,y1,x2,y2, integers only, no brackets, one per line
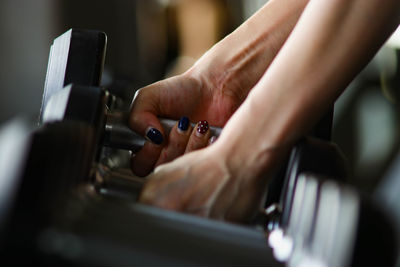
279,137,349,229
0,118,34,245
42,84,106,128
9,121,97,221
0,120,97,264
40,29,106,122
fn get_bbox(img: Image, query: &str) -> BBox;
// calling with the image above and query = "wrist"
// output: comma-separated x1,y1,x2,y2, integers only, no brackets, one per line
186,0,309,105
217,139,283,184
213,97,294,184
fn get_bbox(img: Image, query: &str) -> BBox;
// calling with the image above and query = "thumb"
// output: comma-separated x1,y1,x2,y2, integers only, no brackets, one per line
129,84,165,145
129,82,167,177
129,74,202,142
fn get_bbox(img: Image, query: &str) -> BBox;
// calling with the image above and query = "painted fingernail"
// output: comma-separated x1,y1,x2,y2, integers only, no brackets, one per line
146,127,163,145
196,120,209,136
208,136,217,145
178,116,190,132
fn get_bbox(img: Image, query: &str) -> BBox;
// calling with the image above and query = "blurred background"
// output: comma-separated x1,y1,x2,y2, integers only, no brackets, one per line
1,0,400,193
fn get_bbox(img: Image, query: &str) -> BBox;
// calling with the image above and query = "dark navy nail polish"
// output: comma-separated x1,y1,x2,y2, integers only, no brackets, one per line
146,128,163,145
178,116,189,132
197,120,209,135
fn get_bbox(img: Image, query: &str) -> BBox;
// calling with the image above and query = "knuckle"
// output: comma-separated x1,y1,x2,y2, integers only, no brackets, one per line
130,87,149,111
139,187,154,204
129,111,141,129
132,87,145,102
187,135,207,151
171,135,188,150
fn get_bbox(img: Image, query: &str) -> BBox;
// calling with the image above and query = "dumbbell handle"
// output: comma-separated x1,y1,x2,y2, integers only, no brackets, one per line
104,112,222,152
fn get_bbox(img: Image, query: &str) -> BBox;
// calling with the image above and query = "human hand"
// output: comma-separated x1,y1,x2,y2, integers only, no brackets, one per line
129,68,246,177
138,145,268,222
129,0,307,176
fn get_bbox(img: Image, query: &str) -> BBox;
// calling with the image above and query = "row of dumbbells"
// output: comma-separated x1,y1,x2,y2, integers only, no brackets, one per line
0,28,397,266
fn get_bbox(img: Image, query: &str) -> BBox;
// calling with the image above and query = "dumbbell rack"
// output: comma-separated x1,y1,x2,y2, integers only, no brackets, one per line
0,29,397,267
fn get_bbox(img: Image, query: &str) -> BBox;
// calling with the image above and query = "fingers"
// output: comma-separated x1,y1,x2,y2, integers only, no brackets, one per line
131,116,217,176
129,80,176,177
129,86,166,177
129,75,203,139
155,117,192,166
129,87,165,142
155,118,215,167
185,120,211,153
129,76,202,176
131,142,163,177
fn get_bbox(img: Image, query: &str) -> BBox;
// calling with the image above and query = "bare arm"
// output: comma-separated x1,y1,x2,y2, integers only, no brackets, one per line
219,0,400,182
138,0,400,221
190,0,309,104
130,0,309,175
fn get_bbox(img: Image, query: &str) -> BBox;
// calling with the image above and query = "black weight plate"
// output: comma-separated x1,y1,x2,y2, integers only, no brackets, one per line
0,118,34,247
1,121,97,265
42,84,106,128
40,29,107,122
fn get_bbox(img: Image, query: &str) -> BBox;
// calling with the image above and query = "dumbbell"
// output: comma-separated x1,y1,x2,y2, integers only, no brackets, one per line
39,83,222,202
0,118,103,262
40,83,222,199
41,84,222,153
0,118,285,267
264,136,398,267
269,172,397,267
39,29,222,203
41,28,221,153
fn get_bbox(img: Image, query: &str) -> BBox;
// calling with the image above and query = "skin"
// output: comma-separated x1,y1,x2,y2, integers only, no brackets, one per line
130,0,400,221
130,0,309,176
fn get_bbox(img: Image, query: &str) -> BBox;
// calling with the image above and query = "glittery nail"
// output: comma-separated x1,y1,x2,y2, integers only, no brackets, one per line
196,120,209,135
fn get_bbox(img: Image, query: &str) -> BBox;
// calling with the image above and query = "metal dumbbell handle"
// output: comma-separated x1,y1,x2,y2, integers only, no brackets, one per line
104,112,222,152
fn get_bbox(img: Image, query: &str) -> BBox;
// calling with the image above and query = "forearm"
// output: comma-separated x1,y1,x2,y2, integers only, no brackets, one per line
188,0,309,99
217,0,400,179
